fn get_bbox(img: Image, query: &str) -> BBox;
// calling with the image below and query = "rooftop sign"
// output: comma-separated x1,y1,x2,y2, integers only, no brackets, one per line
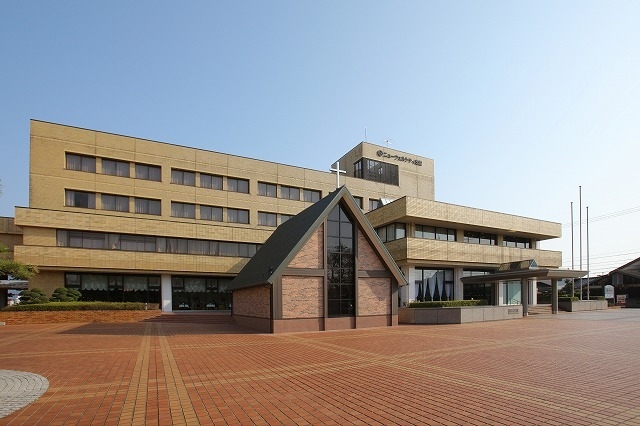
376,150,422,166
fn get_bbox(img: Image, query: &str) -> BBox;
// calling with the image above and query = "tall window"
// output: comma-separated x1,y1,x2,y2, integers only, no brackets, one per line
66,154,96,173
327,204,355,317
281,186,300,201
135,163,161,181
354,158,399,185
464,231,496,245
227,178,249,193
134,198,161,215
171,202,196,219
258,182,277,197
200,205,223,221
228,208,249,224
65,190,96,209
101,194,129,212
200,173,223,190
414,269,454,302
303,189,321,203
171,169,195,186
102,159,130,177
258,212,277,227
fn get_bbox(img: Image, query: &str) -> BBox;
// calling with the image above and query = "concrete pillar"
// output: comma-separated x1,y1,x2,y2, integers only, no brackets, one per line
453,268,464,301
521,278,529,316
551,278,558,314
161,274,172,312
531,278,538,305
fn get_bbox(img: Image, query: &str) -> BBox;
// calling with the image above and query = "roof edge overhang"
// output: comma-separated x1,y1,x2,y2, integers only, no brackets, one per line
461,269,588,284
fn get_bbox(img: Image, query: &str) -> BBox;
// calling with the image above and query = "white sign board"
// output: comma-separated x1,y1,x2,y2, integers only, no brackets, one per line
604,285,615,299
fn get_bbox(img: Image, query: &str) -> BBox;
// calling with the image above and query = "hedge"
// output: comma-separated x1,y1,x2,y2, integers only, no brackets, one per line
407,300,488,308
2,302,147,312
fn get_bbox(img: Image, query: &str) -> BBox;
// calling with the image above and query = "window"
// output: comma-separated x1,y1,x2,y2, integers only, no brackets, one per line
353,196,363,209
464,231,496,245
200,173,223,190
227,177,249,193
415,225,456,241
303,189,321,203
102,159,130,177
376,223,406,242
258,212,277,227
414,268,454,302
280,214,293,225
200,205,223,221
135,163,161,181
134,198,161,215
57,229,260,259
171,202,196,219
258,182,277,197
354,158,399,185
101,194,129,212
66,153,96,173
65,190,96,209
228,208,249,224
327,203,355,317
369,199,381,211
171,169,195,186
281,186,300,200
503,236,531,249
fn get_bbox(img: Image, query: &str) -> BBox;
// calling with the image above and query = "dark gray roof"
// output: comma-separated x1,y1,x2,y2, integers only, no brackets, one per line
230,186,406,290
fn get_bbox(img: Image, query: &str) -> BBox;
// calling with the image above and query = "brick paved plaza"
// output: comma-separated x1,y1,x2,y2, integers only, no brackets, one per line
1,309,639,425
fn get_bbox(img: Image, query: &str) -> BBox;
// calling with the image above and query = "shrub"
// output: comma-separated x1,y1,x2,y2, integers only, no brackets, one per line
50,287,82,302
18,288,49,304
2,302,147,311
559,297,578,302
407,300,488,308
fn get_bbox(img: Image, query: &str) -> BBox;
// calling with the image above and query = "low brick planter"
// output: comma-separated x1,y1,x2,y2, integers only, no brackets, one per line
0,310,162,325
399,305,523,324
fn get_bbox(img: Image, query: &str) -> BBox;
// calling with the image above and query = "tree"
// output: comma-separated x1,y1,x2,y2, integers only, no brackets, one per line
0,244,38,280
50,287,82,302
19,288,49,304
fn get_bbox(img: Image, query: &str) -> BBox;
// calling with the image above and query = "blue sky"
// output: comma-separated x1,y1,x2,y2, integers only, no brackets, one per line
2,1,639,275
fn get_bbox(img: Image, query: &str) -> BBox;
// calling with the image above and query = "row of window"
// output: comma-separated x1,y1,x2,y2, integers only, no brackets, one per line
65,190,251,223
375,223,532,247
56,230,261,258
67,153,162,181
257,182,321,203
354,158,399,186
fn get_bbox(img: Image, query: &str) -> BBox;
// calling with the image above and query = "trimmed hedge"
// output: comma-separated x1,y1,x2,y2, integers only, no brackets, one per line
559,297,579,302
2,302,147,312
407,300,488,308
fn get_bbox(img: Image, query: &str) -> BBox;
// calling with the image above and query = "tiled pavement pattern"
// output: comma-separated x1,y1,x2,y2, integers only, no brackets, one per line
0,370,49,418
0,310,639,425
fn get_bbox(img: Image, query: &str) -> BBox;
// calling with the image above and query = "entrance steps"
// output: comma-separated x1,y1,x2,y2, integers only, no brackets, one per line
527,304,553,315
143,311,234,324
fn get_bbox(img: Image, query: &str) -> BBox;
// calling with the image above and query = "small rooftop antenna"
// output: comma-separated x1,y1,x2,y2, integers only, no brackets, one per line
384,139,392,149
364,127,367,142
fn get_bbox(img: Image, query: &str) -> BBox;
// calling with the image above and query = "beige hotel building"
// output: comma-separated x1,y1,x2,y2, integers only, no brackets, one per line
12,120,562,312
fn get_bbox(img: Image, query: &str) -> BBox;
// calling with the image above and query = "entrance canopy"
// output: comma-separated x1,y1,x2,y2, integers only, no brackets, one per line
461,260,588,316
461,260,587,285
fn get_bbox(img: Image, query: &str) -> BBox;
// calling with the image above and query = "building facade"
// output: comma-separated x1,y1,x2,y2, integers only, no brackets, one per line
14,120,562,312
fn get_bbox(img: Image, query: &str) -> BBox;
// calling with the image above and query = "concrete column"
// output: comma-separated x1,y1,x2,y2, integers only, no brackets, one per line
161,274,172,312
521,278,529,316
494,281,501,306
551,278,558,314
453,268,464,301
531,278,538,305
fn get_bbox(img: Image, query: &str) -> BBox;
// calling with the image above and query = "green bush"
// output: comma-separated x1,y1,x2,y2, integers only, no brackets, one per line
559,297,578,302
407,300,488,308
2,302,147,311
18,288,49,304
50,287,82,302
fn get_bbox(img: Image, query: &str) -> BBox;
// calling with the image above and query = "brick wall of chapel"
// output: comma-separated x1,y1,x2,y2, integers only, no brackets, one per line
233,286,271,319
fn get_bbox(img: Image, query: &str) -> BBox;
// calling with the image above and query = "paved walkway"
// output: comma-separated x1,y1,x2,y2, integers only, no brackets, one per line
0,309,639,425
